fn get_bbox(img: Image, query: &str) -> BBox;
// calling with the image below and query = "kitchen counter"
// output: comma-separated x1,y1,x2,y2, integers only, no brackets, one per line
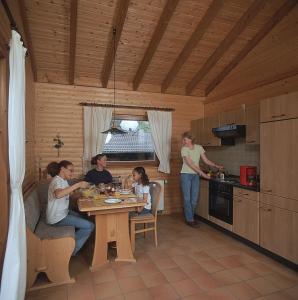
201,176,260,192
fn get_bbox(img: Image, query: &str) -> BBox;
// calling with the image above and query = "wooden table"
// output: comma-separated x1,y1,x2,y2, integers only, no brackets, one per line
78,194,145,271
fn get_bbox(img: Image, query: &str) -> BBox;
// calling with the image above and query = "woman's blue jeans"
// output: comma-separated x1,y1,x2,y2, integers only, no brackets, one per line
53,210,94,255
180,173,200,222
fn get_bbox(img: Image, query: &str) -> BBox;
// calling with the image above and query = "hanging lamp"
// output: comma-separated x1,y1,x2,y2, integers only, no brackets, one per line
102,28,126,135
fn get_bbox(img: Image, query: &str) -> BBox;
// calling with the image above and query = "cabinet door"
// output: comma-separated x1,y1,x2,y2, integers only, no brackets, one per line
191,118,204,144
219,108,245,126
196,180,209,219
233,196,259,244
261,119,298,200
245,104,260,145
261,92,298,122
204,115,221,146
260,202,296,262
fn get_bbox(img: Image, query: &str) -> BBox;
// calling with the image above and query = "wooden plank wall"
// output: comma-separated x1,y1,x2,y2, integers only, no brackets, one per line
34,83,204,213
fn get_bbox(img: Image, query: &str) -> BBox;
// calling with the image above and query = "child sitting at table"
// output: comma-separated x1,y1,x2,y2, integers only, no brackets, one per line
131,167,151,215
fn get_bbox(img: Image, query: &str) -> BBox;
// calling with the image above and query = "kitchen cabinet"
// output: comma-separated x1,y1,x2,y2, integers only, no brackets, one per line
245,104,260,145
191,118,205,145
203,115,221,146
260,118,298,200
260,193,297,263
233,188,259,244
219,108,245,126
196,180,209,219
260,92,298,123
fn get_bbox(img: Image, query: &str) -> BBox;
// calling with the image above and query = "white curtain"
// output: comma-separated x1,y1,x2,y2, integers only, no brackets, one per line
83,106,112,172
147,111,172,174
0,30,27,300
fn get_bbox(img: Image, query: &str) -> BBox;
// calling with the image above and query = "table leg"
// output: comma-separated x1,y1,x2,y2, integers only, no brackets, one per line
115,212,136,263
90,214,108,271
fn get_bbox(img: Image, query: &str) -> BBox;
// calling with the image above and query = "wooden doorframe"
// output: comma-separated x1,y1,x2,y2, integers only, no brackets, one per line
0,56,9,278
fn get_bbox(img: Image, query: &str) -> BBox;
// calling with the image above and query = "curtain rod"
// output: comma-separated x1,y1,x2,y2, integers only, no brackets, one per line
0,0,28,52
79,102,175,112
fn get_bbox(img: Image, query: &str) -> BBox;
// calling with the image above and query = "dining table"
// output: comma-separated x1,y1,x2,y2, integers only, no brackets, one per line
78,191,146,271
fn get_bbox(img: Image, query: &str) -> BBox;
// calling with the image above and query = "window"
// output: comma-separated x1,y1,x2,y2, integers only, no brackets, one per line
103,118,156,162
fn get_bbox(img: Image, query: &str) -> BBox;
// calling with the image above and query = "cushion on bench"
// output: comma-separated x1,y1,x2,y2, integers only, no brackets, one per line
35,220,75,240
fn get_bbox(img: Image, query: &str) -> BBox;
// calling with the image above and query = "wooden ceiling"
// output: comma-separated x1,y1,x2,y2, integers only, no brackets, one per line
7,0,298,96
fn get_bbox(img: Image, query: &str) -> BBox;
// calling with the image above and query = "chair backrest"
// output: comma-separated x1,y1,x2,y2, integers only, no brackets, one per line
149,181,162,218
37,180,51,221
24,189,41,232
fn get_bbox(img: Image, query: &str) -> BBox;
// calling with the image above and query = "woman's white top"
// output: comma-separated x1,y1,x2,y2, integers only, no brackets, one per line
132,182,151,210
46,175,69,224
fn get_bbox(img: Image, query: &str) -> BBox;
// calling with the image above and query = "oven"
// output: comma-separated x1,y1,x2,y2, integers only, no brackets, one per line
209,180,233,224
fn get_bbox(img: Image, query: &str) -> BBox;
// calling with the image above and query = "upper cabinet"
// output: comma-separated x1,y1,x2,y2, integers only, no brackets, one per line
260,92,298,123
219,108,245,126
191,118,205,145
203,115,221,147
245,104,260,145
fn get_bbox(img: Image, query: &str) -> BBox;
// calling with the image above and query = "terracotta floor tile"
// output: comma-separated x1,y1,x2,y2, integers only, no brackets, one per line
254,291,296,300
189,251,212,263
227,282,261,300
206,286,238,300
154,257,177,270
141,272,168,288
67,283,96,300
198,259,226,273
93,268,117,284
229,266,259,281
161,267,188,282
216,255,244,269
180,263,206,277
181,291,211,300
134,261,160,276
245,262,273,276
164,246,185,257
212,269,242,286
101,296,124,300
114,265,138,279
171,255,196,267
118,275,146,294
285,285,298,299
192,272,222,291
149,283,179,299
246,277,281,295
171,278,202,297
265,272,298,289
94,281,121,300
124,289,153,300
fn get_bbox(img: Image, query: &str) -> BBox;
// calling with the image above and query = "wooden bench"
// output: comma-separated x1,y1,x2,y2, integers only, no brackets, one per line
24,181,75,290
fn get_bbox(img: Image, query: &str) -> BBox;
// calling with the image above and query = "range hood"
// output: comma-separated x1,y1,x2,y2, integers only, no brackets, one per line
212,124,246,145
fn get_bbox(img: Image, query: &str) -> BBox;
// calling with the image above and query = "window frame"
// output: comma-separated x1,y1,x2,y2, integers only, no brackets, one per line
104,113,158,166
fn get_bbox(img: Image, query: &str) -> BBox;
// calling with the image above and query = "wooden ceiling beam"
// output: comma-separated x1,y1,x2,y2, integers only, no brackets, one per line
186,0,267,95
161,0,222,93
205,0,297,96
18,0,37,81
101,0,130,88
133,0,179,91
69,0,78,85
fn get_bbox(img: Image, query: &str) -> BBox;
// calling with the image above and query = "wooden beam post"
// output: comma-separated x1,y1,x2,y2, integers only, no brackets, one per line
69,0,78,85
205,0,297,96
132,0,179,91
18,0,37,81
186,0,267,95
101,0,130,88
161,0,222,93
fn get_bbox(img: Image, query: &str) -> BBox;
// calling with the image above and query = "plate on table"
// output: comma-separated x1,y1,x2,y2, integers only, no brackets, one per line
120,189,131,195
104,198,122,204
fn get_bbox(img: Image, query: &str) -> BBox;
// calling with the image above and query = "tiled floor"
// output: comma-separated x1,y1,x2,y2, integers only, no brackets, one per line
26,214,298,300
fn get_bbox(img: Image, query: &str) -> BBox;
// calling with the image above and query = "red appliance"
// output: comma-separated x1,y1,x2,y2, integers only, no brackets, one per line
240,166,257,186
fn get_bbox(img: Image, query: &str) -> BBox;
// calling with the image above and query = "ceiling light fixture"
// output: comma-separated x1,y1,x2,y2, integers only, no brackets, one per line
102,27,126,135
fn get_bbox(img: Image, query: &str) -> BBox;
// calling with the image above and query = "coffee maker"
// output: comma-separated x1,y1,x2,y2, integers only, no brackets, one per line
240,166,257,186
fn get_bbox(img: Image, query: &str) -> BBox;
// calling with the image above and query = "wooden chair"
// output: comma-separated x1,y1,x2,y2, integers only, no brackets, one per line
130,182,162,252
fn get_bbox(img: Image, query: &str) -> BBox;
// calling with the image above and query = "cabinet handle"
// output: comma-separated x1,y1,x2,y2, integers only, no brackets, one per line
263,189,272,193
247,140,256,143
271,114,286,118
260,207,272,212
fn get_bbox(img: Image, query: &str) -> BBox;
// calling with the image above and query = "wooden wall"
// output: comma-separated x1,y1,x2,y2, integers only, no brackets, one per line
34,83,204,213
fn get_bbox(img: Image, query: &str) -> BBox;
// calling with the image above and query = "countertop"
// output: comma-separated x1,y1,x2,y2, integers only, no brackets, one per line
201,176,260,192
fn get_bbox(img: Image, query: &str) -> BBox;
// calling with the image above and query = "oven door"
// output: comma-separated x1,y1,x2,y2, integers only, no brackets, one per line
209,183,233,224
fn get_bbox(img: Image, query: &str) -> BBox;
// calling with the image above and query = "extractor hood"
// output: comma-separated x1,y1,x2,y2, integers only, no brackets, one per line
212,124,246,145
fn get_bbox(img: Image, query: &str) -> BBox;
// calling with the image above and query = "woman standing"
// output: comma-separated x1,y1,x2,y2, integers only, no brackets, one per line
180,132,222,228
85,153,113,185
46,160,94,255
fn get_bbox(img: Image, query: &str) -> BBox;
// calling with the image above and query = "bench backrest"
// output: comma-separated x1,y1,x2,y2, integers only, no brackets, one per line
24,189,41,232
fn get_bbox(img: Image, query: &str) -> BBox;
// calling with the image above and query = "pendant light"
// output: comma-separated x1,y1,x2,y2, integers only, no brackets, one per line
102,28,126,135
